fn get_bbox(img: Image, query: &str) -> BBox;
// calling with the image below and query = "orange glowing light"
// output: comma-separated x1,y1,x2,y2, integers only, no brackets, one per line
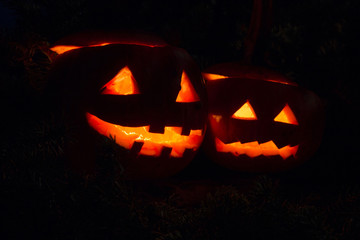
232,101,257,120
211,114,223,123
202,73,229,81
51,41,163,55
176,71,200,102
274,104,298,125
202,72,297,86
101,66,139,95
50,45,82,54
50,43,111,55
215,138,298,159
86,113,203,157
265,79,296,86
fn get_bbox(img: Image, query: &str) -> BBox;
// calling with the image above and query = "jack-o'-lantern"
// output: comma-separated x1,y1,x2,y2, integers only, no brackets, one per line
203,64,324,172
48,32,207,179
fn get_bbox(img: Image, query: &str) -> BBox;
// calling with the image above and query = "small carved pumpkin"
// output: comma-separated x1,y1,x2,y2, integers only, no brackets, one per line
48,32,207,179
203,64,324,172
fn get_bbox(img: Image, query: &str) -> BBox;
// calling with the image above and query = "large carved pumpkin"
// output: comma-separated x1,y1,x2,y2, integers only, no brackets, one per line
203,64,324,172
48,32,207,179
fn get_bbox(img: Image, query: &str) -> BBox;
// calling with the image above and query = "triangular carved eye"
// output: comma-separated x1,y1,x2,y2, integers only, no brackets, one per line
232,100,257,120
176,71,200,102
101,66,140,95
274,104,298,125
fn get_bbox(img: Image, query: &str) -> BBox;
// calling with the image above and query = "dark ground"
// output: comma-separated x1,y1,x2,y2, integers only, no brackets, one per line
0,0,359,239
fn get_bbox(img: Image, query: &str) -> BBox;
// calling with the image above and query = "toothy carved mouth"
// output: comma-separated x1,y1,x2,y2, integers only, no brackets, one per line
86,113,203,157
215,138,298,159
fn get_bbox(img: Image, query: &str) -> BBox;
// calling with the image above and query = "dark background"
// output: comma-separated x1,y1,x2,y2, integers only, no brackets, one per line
1,0,359,239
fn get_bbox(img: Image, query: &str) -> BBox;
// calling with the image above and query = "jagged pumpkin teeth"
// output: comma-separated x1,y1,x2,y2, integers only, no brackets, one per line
204,64,324,172
87,113,203,158
48,32,206,179
215,138,298,159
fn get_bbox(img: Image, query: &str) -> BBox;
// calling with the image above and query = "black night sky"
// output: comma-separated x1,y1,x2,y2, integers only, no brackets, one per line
1,0,359,239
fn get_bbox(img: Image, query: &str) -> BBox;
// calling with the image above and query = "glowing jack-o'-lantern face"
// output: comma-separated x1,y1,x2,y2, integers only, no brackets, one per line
213,100,299,160
48,32,207,179
86,66,203,158
203,64,324,172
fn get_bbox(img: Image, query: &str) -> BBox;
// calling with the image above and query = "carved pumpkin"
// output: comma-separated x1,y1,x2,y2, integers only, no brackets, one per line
203,64,324,172
48,32,207,179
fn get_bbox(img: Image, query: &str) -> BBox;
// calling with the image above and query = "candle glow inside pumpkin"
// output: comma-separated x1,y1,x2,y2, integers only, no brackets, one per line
86,66,203,157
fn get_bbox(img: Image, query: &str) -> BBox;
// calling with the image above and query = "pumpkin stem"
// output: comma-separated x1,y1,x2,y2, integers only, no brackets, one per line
243,0,273,65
